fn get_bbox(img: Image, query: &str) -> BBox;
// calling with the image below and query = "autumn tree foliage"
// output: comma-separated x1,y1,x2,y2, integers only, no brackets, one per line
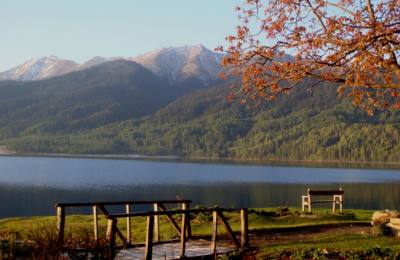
218,0,400,114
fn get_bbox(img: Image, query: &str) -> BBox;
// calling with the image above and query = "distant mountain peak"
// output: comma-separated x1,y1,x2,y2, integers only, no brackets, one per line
130,45,223,85
0,56,78,81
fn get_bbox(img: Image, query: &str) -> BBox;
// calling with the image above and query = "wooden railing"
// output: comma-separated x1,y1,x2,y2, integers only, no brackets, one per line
106,207,249,259
55,199,192,247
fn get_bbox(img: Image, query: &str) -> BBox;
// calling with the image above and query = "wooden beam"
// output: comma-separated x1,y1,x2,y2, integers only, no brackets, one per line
153,203,160,242
158,203,181,236
180,212,187,257
98,204,110,218
182,202,192,239
339,188,343,212
145,216,154,260
308,190,344,196
109,207,243,218
55,199,192,208
217,211,240,248
240,209,249,248
126,204,132,244
211,211,218,254
115,225,128,247
332,196,336,213
99,205,127,246
93,206,98,241
56,206,65,247
106,218,117,259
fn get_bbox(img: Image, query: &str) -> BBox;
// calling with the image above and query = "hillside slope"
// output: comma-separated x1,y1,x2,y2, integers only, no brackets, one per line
0,60,181,139
5,80,400,162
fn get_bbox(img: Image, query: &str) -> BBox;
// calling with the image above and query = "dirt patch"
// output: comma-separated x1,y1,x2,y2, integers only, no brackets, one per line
250,223,371,246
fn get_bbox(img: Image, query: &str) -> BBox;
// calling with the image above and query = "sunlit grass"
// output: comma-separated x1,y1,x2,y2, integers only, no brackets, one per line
0,207,372,242
3,207,400,258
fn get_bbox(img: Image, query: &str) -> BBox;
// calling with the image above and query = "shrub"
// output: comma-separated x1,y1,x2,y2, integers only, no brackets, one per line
260,246,399,259
372,224,392,236
0,223,110,259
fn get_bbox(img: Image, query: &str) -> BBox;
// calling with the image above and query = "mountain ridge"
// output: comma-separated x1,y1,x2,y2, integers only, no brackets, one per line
0,45,223,85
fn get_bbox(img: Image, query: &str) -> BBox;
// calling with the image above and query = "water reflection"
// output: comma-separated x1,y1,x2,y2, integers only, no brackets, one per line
1,156,400,217
1,182,400,217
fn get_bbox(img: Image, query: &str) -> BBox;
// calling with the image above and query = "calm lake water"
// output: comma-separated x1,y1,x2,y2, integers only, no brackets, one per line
1,156,400,217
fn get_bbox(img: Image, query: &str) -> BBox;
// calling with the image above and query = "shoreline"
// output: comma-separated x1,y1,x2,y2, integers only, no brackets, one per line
0,145,16,155
1,150,400,170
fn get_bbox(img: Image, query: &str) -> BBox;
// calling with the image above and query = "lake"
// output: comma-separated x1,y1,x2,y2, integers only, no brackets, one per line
1,155,400,217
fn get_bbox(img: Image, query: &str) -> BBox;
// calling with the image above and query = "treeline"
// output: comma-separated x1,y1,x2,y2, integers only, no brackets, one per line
4,82,400,162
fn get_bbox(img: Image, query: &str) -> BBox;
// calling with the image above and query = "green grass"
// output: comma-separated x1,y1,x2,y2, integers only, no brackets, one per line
0,207,371,241
257,232,400,259
2,207,400,259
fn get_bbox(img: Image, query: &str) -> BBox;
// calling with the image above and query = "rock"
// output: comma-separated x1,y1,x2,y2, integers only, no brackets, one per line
387,223,400,237
372,210,400,225
390,218,400,226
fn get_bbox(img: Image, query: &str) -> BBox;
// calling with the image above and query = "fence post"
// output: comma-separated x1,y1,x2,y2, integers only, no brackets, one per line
145,216,154,260
106,218,117,259
153,203,160,242
180,212,187,257
211,210,218,254
126,204,132,244
182,202,192,239
93,205,98,241
240,209,249,248
56,206,65,247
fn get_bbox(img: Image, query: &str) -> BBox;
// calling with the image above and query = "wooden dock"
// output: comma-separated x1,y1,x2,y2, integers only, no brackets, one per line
55,200,249,259
116,240,236,259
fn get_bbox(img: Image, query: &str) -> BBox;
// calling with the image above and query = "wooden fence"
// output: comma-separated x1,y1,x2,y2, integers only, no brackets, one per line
55,199,192,247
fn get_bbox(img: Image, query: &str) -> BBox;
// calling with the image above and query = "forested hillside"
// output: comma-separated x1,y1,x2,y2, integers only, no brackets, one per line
4,80,400,162
0,60,184,139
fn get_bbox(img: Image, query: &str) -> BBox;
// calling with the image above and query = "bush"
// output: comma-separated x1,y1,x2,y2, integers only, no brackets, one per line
260,246,399,259
372,224,392,236
0,224,110,259
291,248,329,260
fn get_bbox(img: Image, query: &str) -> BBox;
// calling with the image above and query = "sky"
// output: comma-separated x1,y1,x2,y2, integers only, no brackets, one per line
0,0,241,71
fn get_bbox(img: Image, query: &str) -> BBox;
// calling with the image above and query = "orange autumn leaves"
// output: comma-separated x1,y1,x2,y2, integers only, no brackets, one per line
218,0,400,114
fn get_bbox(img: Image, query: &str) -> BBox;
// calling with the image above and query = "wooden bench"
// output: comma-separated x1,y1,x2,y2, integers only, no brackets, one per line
301,188,344,213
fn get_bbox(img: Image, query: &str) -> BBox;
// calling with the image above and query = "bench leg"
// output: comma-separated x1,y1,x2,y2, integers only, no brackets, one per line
332,201,336,213
302,201,305,212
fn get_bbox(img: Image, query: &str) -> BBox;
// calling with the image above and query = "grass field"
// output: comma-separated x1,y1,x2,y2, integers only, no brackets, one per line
1,207,399,259
0,207,372,240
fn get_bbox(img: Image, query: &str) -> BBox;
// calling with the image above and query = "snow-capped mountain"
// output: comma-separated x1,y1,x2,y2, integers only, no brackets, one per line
130,44,223,85
0,56,79,81
0,56,123,81
0,45,224,84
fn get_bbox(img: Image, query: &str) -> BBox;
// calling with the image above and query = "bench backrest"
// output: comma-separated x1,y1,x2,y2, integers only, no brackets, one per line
308,189,344,196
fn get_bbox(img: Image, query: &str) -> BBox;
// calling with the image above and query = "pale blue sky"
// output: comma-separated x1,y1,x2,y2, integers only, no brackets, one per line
0,1,241,71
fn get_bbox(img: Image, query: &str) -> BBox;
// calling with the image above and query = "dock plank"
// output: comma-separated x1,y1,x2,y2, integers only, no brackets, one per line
116,240,236,259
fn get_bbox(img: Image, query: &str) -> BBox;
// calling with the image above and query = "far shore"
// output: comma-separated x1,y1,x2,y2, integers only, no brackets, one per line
0,145,16,155
0,148,400,170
